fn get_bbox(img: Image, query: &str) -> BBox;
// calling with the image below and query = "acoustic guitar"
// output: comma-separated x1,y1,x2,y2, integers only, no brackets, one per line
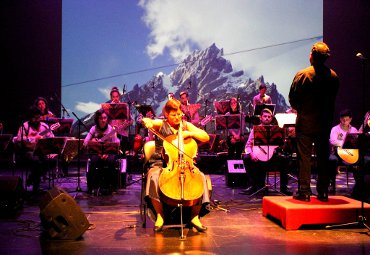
253,145,278,162
337,147,359,164
22,122,60,150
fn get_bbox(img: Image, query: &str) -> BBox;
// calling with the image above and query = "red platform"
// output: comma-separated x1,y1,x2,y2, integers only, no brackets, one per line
262,195,370,230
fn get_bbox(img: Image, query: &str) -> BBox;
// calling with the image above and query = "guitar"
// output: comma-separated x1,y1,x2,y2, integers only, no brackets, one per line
22,122,61,150
109,119,132,133
253,145,278,162
337,147,359,164
98,125,120,142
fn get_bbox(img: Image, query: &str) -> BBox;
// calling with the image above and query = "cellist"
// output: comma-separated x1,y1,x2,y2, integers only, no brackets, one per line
142,98,210,233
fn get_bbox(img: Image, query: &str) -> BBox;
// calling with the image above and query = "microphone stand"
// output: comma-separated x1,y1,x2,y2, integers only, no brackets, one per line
53,93,70,118
71,112,87,193
124,92,133,156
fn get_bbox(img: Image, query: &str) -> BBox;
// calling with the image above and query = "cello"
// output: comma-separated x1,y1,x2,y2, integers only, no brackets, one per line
152,121,204,207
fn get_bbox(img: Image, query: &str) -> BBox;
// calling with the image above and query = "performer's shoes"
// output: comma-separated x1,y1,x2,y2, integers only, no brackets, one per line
153,225,163,232
153,214,164,232
190,216,207,232
190,222,207,232
293,193,310,202
317,193,329,202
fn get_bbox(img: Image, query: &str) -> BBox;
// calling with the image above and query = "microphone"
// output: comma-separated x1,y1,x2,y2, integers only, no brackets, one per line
122,84,126,94
356,52,367,60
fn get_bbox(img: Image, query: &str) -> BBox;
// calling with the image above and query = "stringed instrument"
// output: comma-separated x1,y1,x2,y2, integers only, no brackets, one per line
253,145,278,161
22,122,60,150
157,121,204,207
337,147,359,164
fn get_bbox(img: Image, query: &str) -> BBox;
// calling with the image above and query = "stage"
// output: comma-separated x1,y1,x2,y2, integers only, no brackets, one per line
0,162,370,255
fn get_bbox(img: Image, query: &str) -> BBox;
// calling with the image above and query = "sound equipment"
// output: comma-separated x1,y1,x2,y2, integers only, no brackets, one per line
39,187,90,240
0,176,24,216
225,160,248,187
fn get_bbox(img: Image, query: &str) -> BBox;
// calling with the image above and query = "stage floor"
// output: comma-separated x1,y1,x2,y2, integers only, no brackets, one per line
0,164,370,255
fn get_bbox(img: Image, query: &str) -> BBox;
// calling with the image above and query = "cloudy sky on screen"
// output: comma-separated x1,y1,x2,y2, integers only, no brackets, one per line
62,0,322,117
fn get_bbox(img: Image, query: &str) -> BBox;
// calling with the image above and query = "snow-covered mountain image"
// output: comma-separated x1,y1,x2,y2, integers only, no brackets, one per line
72,43,289,136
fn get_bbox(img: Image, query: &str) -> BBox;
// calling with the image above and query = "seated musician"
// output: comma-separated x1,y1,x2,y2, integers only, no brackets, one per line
252,83,272,107
14,106,55,194
34,97,55,121
179,90,200,126
83,109,120,194
136,107,155,142
241,108,292,195
141,99,210,232
109,87,133,156
328,109,358,193
226,97,245,159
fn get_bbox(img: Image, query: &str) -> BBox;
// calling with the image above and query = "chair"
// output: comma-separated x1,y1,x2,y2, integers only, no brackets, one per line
248,167,286,197
86,156,120,196
332,164,359,193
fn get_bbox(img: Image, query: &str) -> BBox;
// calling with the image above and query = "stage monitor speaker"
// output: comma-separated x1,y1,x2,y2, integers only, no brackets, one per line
0,176,24,216
225,160,248,187
39,187,90,240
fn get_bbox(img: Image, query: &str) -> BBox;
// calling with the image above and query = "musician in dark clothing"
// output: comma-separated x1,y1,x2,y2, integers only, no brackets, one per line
289,42,339,202
14,106,54,194
226,97,245,159
241,108,291,195
84,109,120,194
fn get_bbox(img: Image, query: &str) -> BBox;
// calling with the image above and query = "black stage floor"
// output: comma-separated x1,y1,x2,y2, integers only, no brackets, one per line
0,160,370,255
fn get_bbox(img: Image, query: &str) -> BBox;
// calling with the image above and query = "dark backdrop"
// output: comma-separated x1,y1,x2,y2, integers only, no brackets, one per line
0,0,61,135
0,0,369,134
324,0,370,127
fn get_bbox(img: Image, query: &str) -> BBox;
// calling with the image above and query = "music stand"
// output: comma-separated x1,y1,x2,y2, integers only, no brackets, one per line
248,125,285,197
87,141,120,155
62,138,84,163
275,112,297,157
214,100,230,115
33,137,67,187
253,104,276,116
101,103,130,120
326,133,370,231
275,113,296,128
253,125,284,146
215,114,241,131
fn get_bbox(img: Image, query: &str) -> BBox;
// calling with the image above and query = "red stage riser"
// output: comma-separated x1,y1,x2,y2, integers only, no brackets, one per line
263,196,370,230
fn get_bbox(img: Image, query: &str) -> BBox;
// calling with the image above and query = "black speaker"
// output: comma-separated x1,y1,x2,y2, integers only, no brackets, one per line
0,176,24,216
225,160,248,187
39,187,90,240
